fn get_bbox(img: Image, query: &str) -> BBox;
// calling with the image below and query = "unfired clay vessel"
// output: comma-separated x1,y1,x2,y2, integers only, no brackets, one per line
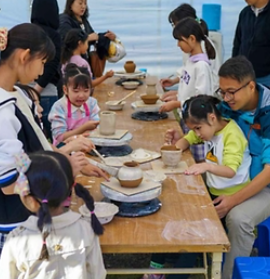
124,61,136,73
117,161,143,188
160,145,182,167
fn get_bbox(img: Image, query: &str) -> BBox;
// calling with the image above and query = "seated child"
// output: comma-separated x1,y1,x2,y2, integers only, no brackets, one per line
144,95,251,279
61,28,114,87
0,150,106,279
49,64,100,145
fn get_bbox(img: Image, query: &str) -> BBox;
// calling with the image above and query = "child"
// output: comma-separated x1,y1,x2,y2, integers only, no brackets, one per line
0,150,106,279
144,95,251,279
61,28,114,87
159,17,216,113
49,63,100,145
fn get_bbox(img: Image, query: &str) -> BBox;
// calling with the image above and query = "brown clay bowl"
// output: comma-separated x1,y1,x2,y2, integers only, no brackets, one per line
140,94,159,105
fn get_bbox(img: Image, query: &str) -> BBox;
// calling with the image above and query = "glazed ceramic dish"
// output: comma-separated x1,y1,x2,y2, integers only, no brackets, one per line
79,202,119,224
106,101,126,111
130,148,151,160
90,132,133,147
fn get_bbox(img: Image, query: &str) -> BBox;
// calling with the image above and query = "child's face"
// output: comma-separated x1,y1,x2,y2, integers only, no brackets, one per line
186,118,216,141
79,40,88,55
177,36,194,54
64,84,90,107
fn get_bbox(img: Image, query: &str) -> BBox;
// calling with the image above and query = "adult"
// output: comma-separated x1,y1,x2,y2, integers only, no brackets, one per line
58,0,116,77
161,3,220,103
30,0,62,139
165,56,270,279
232,0,270,87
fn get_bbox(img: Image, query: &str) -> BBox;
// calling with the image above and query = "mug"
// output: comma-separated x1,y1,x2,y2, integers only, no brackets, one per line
99,111,116,135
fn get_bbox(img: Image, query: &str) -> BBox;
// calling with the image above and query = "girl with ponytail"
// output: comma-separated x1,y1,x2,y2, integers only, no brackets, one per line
0,151,106,279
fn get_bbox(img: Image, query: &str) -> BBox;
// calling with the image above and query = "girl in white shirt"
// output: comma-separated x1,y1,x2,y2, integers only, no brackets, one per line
0,151,106,279
159,17,216,113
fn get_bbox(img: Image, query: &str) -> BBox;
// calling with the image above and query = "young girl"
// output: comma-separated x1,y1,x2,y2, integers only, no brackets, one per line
61,28,114,87
144,95,251,279
159,17,216,113
49,63,100,145
0,151,106,279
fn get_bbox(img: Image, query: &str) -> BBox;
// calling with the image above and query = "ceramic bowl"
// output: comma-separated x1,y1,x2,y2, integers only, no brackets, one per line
79,202,119,225
122,81,140,90
117,161,143,188
140,94,159,105
105,101,126,111
160,145,182,167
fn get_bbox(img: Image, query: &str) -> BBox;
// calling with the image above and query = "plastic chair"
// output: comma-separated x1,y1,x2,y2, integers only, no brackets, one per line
253,217,270,257
232,257,270,279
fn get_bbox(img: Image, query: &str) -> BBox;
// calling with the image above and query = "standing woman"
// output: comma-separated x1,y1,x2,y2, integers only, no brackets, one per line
30,0,62,139
59,0,116,77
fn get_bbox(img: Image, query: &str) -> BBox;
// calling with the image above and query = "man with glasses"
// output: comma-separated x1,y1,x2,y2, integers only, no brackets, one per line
165,55,270,279
232,0,270,87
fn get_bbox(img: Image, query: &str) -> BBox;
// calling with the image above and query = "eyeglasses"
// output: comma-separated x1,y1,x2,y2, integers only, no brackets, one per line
215,81,251,99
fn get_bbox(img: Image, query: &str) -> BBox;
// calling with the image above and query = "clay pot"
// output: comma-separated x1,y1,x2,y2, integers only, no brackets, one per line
124,61,136,73
160,145,182,167
117,161,143,188
99,111,116,135
140,94,159,105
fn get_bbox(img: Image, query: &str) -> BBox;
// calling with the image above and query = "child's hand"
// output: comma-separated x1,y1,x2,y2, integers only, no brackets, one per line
160,90,177,102
159,101,178,113
105,70,114,78
84,120,100,131
160,78,175,88
184,163,209,175
164,129,181,145
81,164,110,181
66,136,95,153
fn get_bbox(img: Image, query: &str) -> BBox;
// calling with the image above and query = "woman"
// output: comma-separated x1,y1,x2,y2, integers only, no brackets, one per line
59,0,116,77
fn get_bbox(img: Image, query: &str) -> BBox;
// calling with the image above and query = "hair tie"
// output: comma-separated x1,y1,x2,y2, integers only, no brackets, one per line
72,182,77,188
42,240,46,244
42,199,48,204
14,152,31,196
90,211,95,215
0,28,8,51
195,17,201,24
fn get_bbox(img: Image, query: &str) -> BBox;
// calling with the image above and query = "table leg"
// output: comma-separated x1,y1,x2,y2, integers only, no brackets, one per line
211,252,223,279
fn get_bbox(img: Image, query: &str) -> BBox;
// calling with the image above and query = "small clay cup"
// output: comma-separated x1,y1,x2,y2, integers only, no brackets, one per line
160,145,182,167
99,111,116,135
140,94,159,105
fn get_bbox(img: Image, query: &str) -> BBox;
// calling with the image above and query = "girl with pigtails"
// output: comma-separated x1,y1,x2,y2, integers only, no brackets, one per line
0,151,106,279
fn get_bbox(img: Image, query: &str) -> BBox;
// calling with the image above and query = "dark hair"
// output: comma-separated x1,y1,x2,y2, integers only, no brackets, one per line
15,84,40,102
61,29,88,64
218,56,256,83
63,63,92,93
0,23,55,64
173,17,215,59
168,4,209,36
26,151,103,260
182,95,221,124
64,0,89,21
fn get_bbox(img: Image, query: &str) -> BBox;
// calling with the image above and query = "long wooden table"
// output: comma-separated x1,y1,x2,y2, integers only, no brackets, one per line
73,77,230,278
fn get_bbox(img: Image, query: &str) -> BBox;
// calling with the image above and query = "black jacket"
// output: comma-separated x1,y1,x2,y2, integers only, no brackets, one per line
232,2,270,78
31,0,61,88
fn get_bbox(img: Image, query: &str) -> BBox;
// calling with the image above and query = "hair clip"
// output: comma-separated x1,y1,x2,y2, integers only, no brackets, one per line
42,199,48,204
0,28,8,52
14,152,31,196
195,17,201,24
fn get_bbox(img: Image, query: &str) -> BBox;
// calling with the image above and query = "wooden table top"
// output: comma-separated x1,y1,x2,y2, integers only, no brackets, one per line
72,77,230,254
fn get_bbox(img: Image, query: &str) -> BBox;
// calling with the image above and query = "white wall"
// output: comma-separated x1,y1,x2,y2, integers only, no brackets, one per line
0,0,246,77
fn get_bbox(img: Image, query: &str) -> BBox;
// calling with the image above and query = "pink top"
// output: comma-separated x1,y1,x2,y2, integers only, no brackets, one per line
62,55,92,77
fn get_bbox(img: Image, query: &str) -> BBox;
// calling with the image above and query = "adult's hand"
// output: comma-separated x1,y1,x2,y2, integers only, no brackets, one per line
88,33,99,42
164,129,181,145
213,195,235,219
81,164,109,181
160,90,177,102
105,30,116,41
70,152,89,177
65,136,95,153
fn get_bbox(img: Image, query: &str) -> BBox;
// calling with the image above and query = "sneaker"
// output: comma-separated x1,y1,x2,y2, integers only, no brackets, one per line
141,274,165,279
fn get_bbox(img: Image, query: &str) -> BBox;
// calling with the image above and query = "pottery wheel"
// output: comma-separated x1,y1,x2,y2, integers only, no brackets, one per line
132,111,168,121
102,198,162,217
89,145,133,157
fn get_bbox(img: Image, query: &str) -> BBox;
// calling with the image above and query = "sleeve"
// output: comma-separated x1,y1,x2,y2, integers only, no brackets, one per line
0,105,23,188
260,112,270,165
36,33,61,88
232,13,242,57
88,98,100,121
222,125,247,172
59,14,74,43
48,102,68,143
86,236,106,279
194,63,213,96
184,130,203,145
0,237,19,279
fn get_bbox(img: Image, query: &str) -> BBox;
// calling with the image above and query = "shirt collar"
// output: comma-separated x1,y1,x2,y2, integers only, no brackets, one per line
189,53,211,65
22,210,85,231
251,3,267,16
64,96,86,113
